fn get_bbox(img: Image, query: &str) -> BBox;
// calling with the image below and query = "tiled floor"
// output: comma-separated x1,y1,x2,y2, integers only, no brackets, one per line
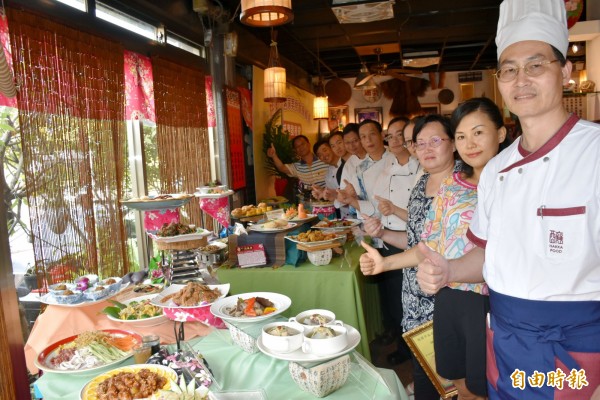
370,338,413,395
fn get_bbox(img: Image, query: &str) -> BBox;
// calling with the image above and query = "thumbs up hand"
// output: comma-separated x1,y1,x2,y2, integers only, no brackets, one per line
359,240,386,276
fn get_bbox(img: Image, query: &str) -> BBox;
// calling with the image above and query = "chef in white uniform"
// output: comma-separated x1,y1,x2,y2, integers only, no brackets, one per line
416,0,600,399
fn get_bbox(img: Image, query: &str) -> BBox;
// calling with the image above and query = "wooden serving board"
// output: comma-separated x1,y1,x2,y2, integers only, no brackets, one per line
296,242,342,252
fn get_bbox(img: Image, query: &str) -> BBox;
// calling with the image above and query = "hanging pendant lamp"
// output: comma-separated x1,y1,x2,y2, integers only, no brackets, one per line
240,0,294,27
264,30,286,103
313,39,329,120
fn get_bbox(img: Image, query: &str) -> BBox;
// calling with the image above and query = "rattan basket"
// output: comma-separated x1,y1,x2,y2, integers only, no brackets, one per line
155,237,207,251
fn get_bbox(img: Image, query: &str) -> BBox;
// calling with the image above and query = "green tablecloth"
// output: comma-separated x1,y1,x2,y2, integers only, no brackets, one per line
34,331,409,400
216,243,384,361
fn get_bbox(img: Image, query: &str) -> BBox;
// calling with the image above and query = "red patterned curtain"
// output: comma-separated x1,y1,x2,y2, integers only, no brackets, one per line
7,7,129,279
124,50,155,123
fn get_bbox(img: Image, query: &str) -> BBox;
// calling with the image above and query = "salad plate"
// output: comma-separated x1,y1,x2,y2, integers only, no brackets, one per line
210,292,291,323
151,283,230,309
248,222,297,233
147,228,211,243
35,329,142,375
105,294,168,328
80,363,177,400
257,324,361,363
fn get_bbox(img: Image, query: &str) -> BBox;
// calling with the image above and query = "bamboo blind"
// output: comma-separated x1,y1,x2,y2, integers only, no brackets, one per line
7,8,129,279
152,57,211,228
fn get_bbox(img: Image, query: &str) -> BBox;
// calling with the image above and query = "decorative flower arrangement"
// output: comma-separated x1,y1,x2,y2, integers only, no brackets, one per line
148,255,166,284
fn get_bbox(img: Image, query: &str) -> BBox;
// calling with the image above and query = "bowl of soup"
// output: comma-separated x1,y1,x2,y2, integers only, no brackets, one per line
302,325,348,356
289,309,342,332
261,321,304,353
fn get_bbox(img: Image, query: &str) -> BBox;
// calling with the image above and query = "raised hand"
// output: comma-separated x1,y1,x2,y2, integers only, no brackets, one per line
416,242,450,294
359,240,387,275
375,195,395,216
311,184,324,199
361,214,384,238
342,179,357,198
266,143,277,159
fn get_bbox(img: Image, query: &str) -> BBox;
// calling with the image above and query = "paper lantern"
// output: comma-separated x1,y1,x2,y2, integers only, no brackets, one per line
241,0,294,27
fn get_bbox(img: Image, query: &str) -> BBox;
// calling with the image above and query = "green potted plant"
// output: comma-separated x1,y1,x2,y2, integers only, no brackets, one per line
23,264,39,291
262,109,297,196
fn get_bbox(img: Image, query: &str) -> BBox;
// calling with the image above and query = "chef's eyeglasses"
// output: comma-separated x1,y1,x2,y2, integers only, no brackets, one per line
415,136,450,151
494,59,559,82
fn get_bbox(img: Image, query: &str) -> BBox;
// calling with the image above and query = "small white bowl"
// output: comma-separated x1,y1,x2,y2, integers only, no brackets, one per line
302,325,349,355
48,282,76,295
53,290,83,304
99,277,122,293
84,285,110,301
289,309,342,332
261,321,305,354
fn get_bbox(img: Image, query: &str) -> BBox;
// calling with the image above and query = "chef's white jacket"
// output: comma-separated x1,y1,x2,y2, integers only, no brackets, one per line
358,153,421,231
468,115,600,301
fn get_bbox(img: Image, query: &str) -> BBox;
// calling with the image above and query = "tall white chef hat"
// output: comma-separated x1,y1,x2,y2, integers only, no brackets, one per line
495,0,568,59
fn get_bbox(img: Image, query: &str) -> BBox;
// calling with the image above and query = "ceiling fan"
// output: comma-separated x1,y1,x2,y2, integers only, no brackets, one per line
368,47,422,81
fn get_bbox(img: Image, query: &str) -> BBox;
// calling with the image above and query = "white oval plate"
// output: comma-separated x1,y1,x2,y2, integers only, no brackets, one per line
285,214,318,222
249,222,297,233
35,329,142,376
313,218,362,230
285,234,345,247
210,292,291,323
105,294,168,328
39,285,124,308
147,228,211,243
150,283,230,309
257,324,361,363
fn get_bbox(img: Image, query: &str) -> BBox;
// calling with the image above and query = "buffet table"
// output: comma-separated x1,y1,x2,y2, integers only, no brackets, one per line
34,330,409,400
22,289,213,374
216,243,383,361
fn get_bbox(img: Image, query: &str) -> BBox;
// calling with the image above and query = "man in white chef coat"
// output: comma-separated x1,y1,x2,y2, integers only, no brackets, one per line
416,0,600,399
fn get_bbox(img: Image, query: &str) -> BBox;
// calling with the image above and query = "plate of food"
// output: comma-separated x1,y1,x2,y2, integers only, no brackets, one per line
147,222,211,243
39,286,122,308
34,329,142,375
285,230,344,246
256,324,361,363
80,363,177,400
210,292,291,323
249,220,297,233
150,282,230,309
313,218,361,230
230,203,271,219
120,194,194,210
103,295,168,328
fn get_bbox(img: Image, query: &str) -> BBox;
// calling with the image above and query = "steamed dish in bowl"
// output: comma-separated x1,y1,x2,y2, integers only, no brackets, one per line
262,321,304,353
266,325,301,337
306,326,338,339
303,314,331,326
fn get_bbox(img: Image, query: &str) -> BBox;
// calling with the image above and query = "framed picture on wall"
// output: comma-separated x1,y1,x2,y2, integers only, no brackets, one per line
460,83,475,101
355,107,383,124
420,103,441,115
329,105,349,132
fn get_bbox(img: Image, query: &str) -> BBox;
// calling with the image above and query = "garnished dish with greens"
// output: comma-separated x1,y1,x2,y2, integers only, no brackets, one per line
35,329,142,374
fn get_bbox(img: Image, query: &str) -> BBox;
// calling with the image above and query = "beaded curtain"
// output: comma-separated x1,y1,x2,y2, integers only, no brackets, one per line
152,57,211,228
7,8,129,279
